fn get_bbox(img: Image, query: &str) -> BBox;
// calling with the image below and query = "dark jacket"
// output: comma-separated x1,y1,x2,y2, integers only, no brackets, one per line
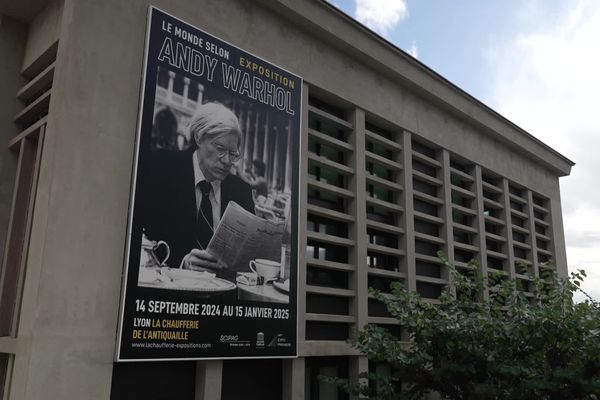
139,148,255,268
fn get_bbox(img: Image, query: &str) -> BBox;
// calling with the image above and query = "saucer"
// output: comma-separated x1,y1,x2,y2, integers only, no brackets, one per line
272,279,290,293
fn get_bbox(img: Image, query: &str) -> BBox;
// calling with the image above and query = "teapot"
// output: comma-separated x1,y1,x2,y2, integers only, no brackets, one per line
140,232,170,269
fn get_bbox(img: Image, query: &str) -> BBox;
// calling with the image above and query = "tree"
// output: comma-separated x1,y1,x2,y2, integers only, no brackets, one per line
331,255,600,399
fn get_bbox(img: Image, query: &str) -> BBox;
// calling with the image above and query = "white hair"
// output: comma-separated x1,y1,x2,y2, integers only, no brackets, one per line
189,102,242,146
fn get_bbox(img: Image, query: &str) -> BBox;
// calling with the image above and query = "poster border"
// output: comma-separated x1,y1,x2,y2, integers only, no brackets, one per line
115,5,303,362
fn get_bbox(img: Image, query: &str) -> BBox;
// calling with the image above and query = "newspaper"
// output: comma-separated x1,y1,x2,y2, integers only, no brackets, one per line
207,201,284,272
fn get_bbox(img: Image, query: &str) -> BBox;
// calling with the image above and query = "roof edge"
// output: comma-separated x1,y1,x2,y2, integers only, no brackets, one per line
259,0,574,176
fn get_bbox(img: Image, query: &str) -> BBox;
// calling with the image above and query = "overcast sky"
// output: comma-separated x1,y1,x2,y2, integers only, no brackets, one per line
330,0,600,301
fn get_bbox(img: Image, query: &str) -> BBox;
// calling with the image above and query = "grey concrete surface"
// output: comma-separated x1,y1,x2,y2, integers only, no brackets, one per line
0,0,49,22
11,0,144,397
0,15,27,272
21,0,62,76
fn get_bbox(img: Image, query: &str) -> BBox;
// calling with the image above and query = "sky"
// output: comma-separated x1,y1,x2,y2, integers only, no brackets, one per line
329,0,600,301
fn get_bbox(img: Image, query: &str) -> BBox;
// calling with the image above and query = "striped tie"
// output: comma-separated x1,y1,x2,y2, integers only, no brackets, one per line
197,180,214,249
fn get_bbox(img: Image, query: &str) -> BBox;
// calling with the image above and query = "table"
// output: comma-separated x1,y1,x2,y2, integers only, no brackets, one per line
237,283,289,304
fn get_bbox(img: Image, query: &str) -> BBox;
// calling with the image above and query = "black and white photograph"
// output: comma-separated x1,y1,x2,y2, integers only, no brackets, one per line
116,7,301,361
136,67,294,305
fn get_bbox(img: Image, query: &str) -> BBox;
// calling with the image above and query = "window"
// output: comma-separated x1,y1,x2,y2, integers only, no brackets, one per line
0,39,55,393
305,357,350,400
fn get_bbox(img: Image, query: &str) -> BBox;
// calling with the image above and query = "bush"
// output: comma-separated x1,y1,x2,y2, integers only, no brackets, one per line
332,255,600,399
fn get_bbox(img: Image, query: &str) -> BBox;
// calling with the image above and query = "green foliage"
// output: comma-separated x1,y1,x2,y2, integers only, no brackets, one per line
346,254,600,399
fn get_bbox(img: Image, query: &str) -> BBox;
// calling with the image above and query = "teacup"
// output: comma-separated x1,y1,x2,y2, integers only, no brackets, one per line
249,259,281,285
140,233,170,268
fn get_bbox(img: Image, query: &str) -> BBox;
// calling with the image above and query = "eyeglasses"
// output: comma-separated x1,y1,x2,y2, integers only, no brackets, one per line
212,142,241,162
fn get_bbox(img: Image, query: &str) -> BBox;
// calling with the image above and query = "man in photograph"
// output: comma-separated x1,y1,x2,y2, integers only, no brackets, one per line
140,102,255,273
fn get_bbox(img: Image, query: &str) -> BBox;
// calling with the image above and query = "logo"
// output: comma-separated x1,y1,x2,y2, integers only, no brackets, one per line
219,334,239,343
268,333,291,347
219,334,250,348
256,332,265,348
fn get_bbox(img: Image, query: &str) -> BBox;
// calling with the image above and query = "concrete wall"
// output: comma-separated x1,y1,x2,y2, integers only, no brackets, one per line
11,0,140,397
10,0,569,398
21,0,62,77
0,15,27,271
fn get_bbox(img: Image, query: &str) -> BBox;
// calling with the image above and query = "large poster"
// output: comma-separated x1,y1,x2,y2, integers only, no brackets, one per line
116,7,301,361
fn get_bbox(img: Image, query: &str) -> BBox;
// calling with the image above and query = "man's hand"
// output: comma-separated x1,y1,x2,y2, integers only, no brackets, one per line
182,249,226,271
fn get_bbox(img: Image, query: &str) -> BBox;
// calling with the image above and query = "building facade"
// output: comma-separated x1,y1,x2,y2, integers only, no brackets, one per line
0,0,573,399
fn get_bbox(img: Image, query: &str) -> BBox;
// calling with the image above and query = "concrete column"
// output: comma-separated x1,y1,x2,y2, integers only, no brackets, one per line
501,179,516,279
272,126,280,189
526,190,540,278
549,194,567,277
242,109,253,174
400,131,416,292
282,357,305,400
253,112,261,160
297,82,309,347
473,166,489,299
440,150,454,283
282,79,309,400
195,360,223,400
284,119,293,194
348,107,368,395
167,71,176,100
349,355,369,400
197,83,204,104
262,113,270,165
348,107,368,330
183,77,190,106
